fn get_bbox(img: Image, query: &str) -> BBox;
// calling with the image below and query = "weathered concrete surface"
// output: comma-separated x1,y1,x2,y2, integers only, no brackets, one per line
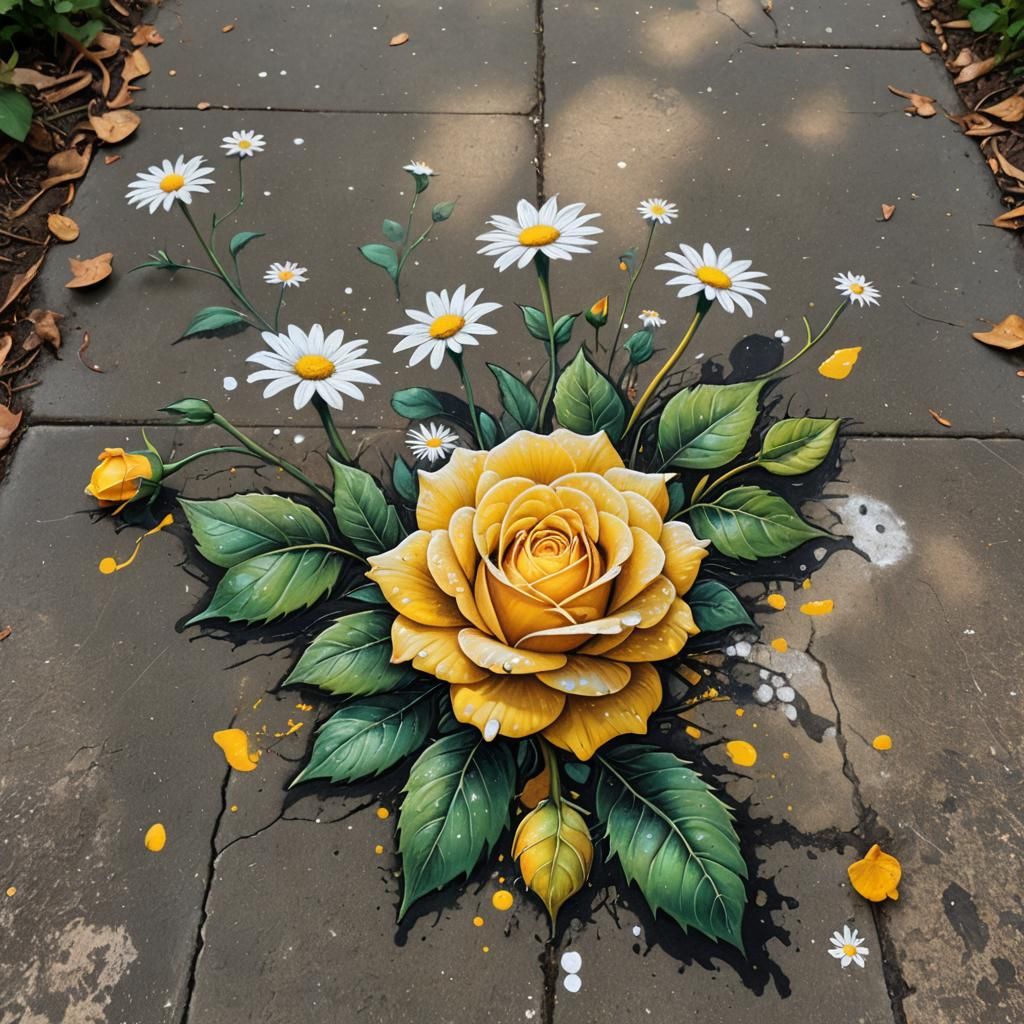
720,0,924,46
139,0,538,114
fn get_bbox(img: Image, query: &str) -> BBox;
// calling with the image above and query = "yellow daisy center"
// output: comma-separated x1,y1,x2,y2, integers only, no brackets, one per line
842,944,857,957
278,270,295,281
238,139,252,149
850,283,864,295
429,314,466,340
696,266,732,289
160,173,186,193
425,437,443,449
293,354,335,380
649,204,666,216
518,224,561,247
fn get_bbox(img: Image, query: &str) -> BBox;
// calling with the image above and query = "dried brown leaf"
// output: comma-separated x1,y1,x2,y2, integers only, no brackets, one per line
954,57,997,85
104,154,121,164
23,309,63,352
196,101,211,110
942,18,972,27
389,31,409,46
981,95,1024,123
992,142,1024,184
916,0,934,9
0,626,11,642
0,404,23,452
881,203,896,221
39,70,92,105
0,335,12,369
121,48,151,84
109,0,130,14
78,331,103,372
927,408,952,427
888,84,937,117
88,107,140,143
956,112,1006,137
25,121,55,153
66,252,113,289
222,23,235,32
950,46,975,67
993,204,1024,230
132,24,164,46
47,212,79,241
10,144,92,218
920,41,934,54
973,314,1024,349
0,256,43,317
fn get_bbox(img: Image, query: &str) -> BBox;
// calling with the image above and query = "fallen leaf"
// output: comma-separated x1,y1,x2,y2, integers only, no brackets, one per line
0,627,11,642
104,154,121,165
22,309,63,352
920,41,934,54
0,335,12,369
10,145,92,218
47,212,79,241
196,101,211,110
942,18,972,27
0,404,23,453
981,95,1024,123
39,70,92,105
952,112,1005,137
888,85,937,117
954,57,997,85
132,24,164,46
0,256,44,316
916,0,934,8
818,346,862,380
78,331,103,372
1017,369,1024,377
222,23,235,32
928,408,952,427
108,48,151,107
109,0,130,14
993,204,1024,230
950,47,975,68
881,203,895,220
992,142,1024,184
88,107,141,143
973,314,1024,349
25,121,55,153
389,32,410,46
66,252,113,289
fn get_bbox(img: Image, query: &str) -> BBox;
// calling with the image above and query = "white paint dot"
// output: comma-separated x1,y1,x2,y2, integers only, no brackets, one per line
632,925,642,937
561,951,582,974
344,286,353,295
293,433,305,444
293,138,305,145
272,428,281,436
616,161,627,169
222,375,237,391
483,718,500,741
258,71,267,78
563,975,582,994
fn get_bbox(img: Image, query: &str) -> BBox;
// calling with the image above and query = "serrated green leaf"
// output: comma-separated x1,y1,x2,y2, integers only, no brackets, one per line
392,387,445,419
624,329,654,365
392,456,419,504
431,200,457,222
687,580,754,632
758,417,841,476
517,304,549,341
329,455,404,556
382,218,405,243
399,731,516,916
554,348,626,441
188,548,341,625
689,485,827,561
292,687,438,786
180,306,247,339
228,231,264,257
359,243,398,281
478,409,501,447
283,609,407,695
0,86,33,142
596,743,747,949
658,381,765,470
488,363,538,430
179,493,330,568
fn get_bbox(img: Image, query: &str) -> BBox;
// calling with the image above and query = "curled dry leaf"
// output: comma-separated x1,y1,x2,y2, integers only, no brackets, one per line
47,213,79,242
950,47,975,68
0,626,11,642
66,252,113,289
88,107,141,143
0,256,43,317
888,85,937,117
916,0,935,8
109,49,151,108
222,23,235,32
973,314,1024,350
982,96,1024,124
993,205,1024,230
131,24,164,46
196,101,211,110
78,331,103,373
928,408,952,427
954,57,997,85
389,32,410,46
104,154,121,165
0,335,12,369
942,18,972,28
40,70,92,105
920,41,934,54
953,112,1005,138
11,144,92,218
881,203,896,221
23,309,63,352
0,404,23,453
992,143,1024,184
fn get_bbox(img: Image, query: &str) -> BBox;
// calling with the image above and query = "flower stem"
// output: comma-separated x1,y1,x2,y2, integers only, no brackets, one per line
535,254,559,430
273,284,285,332
753,300,848,381
608,221,656,372
312,394,353,464
392,190,419,300
680,459,758,511
162,445,253,474
625,296,711,434
394,222,434,300
539,737,562,804
212,156,246,236
448,350,485,447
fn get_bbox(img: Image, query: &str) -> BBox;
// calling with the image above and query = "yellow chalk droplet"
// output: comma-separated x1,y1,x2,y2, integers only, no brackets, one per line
725,740,758,767
230,805,238,812
872,734,892,751
376,806,390,820
782,751,791,760
98,556,118,575
766,593,787,610
771,637,789,653
374,844,384,855
818,346,862,380
212,728,260,772
5,886,16,897
684,725,701,739
802,578,812,590
800,599,834,616
473,916,484,927
735,708,745,717
98,514,174,576
482,945,490,953
492,889,514,911
144,823,166,852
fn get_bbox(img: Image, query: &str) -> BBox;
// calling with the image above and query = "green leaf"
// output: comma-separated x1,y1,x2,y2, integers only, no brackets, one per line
392,387,445,419
564,761,591,784
658,381,765,470
359,243,398,281
554,348,626,441
188,548,341,625
0,86,32,142
478,409,501,447
345,582,387,604
382,218,406,243
488,363,538,430
624,329,654,365
411,172,431,194
292,687,439,786
392,456,419,504
687,580,754,633
161,397,215,424
969,6,1001,30
228,231,264,257
552,312,580,347
329,455,404,556
180,306,248,339
399,730,516,916
690,486,827,561
758,417,841,476
431,200,457,222
179,493,330,568
283,609,408,695
596,743,747,949
517,304,550,341
666,481,686,519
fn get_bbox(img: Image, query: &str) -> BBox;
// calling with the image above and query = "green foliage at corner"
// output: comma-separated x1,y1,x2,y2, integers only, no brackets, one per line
658,381,765,470
0,0,104,48
0,83,31,142
958,0,1024,63
554,348,626,440
686,580,754,633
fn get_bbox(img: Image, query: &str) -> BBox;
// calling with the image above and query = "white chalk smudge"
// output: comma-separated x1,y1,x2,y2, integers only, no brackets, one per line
831,494,910,567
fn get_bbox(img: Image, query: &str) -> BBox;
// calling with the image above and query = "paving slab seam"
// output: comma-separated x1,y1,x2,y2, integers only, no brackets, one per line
533,0,547,204
134,105,539,117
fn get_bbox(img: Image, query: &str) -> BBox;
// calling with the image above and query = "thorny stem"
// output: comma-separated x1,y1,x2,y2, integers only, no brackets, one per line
534,254,558,430
448,350,485,448
608,220,657,372
753,300,848,380
312,394,354,464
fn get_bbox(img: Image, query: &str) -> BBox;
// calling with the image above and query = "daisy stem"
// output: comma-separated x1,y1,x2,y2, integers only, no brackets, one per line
448,351,485,448
162,445,255,474
273,284,285,332
312,394,354,464
539,737,562,804
394,223,434,300
753,300,848,380
177,201,274,332
608,220,656,373
212,157,246,235
210,413,332,503
625,296,711,434
535,254,559,430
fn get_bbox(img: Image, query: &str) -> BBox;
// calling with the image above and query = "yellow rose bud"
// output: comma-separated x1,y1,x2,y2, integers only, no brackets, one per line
84,447,161,507
848,843,901,902
585,295,609,329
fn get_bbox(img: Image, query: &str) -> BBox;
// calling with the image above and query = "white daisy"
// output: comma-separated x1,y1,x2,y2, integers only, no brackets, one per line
638,198,678,225
828,925,869,969
403,161,435,177
477,196,602,272
221,130,266,157
656,243,769,317
406,422,460,463
264,261,308,288
834,272,881,308
245,324,380,410
639,310,666,329
389,285,501,369
125,155,215,214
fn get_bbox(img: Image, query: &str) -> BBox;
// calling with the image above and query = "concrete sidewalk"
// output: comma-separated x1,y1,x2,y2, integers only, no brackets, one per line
1,2,1022,1022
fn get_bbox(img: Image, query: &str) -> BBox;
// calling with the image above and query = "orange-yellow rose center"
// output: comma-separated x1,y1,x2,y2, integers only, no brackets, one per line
160,173,185,193
696,266,731,289
518,224,560,247
429,314,465,340
293,354,335,380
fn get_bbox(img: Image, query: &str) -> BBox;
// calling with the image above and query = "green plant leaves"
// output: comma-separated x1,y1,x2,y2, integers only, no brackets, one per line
689,486,826,561
551,313,580,347
180,493,330,568
392,456,419,504
658,381,765,470
478,409,501,447
489,363,537,430
228,231,264,257
686,580,754,633
596,743,747,949
392,387,445,419
359,243,398,282
283,609,408,695
382,219,405,243
180,306,248,339
291,687,438,786
431,200,457,222
757,417,840,476
329,455,404,556
554,349,626,441
624,329,654,365
0,86,32,142
399,730,516,916
517,306,579,346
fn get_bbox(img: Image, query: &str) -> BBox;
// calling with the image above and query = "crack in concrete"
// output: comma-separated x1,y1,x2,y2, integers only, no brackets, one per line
533,0,547,204
137,105,537,117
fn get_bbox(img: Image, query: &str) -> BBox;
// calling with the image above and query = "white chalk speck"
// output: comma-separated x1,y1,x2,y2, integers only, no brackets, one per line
561,951,582,974
222,376,237,391
563,974,582,994
293,433,305,444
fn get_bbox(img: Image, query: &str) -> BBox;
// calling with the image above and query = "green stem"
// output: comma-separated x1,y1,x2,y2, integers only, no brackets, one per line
395,223,434,299
593,325,601,357
535,254,558,430
625,296,711,434
258,541,368,564
449,350,485,447
608,221,656,372
683,459,758,508
212,156,246,238
162,445,253,474
312,394,353,464
392,191,420,300
753,300,848,381
539,737,562,804
273,284,285,332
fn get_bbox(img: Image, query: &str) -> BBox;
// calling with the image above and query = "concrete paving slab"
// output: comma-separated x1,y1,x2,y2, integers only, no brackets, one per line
30,108,539,428
140,0,538,114
543,33,1024,437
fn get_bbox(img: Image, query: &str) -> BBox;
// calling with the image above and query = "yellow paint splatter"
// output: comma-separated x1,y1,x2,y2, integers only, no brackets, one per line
684,725,701,739
492,889,514,911
230,805,238,813
678,665,702,685
473,916,484,927
519,765,550,809
144,823,166,852
800,599,834,616
273,719,304,738
252,697,263,709
782,751,791,760
295,702,314,712
376,806,390,820
818,346,862,380
99,514,174,575
771,637,789,653
374,844,384,855
725,740,758,767
735,708,745,717
802,578,812,590
213,728,260,772
872,734,893,751
766,593,787,610
482,946,490,953
497,854,505,862
6,886,16,897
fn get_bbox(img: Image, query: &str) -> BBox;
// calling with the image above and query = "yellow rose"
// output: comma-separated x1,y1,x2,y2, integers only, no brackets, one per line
367,429,708,760
85,447,160,506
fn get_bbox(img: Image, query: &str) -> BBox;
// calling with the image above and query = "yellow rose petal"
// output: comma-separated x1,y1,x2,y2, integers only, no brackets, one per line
447,506,479,579
367,531,466,627
659,521,710,596
602,598,697,662
458,628,568,675
552,472,629,521
848,843,901,902
621,490,663,538
450,675,565,740
818,346,862,380
484,431,576,485
549,428,624,474
536,655,631,696
604,466,670,517
473,476,535,558
416,448,487,531
391,617,488,684
426,529,488,630
609,528,667,608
